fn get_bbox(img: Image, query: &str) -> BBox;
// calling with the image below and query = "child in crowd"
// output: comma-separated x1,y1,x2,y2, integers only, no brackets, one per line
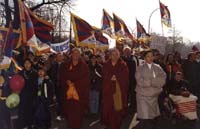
34,68,54,129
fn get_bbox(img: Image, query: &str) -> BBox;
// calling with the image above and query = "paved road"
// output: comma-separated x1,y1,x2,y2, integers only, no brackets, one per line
10,106,200,129
50,109,200,129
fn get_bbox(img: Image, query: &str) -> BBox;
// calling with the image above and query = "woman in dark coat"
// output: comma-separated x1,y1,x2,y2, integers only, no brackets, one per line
88,54,102,114
17,59,38,129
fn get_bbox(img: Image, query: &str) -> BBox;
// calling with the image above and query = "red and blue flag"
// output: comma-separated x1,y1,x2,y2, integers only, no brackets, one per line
0,27,20,57
71,13,96,48
159,1,171,27
28,9,53,44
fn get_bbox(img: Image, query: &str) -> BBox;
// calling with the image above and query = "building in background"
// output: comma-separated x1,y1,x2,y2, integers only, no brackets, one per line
150,34,168,54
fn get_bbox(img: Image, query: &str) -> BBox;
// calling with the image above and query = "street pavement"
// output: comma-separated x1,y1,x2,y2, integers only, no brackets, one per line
10,105,200,129
50,109,200,129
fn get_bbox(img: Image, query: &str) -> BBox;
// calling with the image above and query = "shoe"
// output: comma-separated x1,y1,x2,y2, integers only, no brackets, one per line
56,116,62,121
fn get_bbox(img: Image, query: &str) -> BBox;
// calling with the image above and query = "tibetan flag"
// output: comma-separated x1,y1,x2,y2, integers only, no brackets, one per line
101,9,113,36
136,19,151,47
123,24,137,47
113,13,136,45
28,9,53,44
113,13,124,36
0,27,21,57
122,21,135,42
159,1,171,27
34,37,51,56
71,13,96,48
136,19,150,39
94,28,109,50
18,0,37,47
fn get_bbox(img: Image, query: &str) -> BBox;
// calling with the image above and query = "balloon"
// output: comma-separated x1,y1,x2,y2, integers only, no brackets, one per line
6,93,20,109
9,74,25,92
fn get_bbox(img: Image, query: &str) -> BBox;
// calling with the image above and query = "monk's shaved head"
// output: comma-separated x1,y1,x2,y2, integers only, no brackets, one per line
110,48,120,62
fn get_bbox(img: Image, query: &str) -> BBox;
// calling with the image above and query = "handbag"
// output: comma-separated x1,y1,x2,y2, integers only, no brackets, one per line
66,83,79,101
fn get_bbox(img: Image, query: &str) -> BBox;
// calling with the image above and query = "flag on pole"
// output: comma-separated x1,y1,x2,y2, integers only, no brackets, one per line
136,19,150,39
94,27,109,50
71,13,96,48
18,0,37,48
113,13,124,36
0,27,21,57
113,13,135,45
28,9,53,44
136,19,151,48
101,9,113,36
34,38,51,56
159,1,172,27
122,21,136,43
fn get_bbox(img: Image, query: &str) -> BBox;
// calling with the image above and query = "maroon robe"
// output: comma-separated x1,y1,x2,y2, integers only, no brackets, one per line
101,58,129,129
60,59,90,129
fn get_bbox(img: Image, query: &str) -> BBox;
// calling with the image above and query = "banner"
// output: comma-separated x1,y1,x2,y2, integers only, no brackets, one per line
50,39,70,53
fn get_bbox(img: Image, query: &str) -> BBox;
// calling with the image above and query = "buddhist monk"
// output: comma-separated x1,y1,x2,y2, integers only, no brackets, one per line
101,48,129,129
60,48,90,129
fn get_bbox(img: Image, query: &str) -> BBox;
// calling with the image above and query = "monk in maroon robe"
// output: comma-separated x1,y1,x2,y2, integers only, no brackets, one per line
60,48,90,129
101,48,129,129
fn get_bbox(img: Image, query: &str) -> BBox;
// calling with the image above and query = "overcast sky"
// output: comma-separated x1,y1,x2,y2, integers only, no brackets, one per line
71,0,200,42
3,0,199,42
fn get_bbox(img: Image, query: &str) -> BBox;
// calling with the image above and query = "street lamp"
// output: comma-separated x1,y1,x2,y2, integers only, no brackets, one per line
148,8,159,34
59,1,68,41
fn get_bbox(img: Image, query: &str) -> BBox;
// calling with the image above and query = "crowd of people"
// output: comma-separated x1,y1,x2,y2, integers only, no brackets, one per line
0,42,200,129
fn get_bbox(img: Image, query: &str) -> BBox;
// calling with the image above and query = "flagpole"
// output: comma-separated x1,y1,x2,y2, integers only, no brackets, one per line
3,22,13,53
69,11,72,44
161,20,164,36
59,1,68,42
93,32,97,50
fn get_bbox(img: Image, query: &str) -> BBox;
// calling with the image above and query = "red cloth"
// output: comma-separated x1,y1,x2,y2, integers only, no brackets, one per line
166,63,182,73
60,59,90,129
101,58,129,129
176,101,196,114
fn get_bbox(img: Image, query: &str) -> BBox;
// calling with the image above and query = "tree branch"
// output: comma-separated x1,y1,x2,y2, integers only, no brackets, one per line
4,0,12,27
30,1,68,11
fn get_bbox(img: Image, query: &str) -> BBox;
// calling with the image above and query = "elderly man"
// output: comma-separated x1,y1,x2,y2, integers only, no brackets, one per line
101,48,129,129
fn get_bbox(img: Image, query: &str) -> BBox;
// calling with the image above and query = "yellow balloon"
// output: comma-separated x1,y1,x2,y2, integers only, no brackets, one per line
6,93,20,109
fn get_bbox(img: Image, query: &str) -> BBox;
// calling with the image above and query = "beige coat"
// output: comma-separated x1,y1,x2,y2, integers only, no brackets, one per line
135,63,166,119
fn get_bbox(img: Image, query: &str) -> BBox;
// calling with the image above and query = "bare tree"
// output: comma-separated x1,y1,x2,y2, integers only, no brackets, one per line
0,0,75,41
167,25,183,53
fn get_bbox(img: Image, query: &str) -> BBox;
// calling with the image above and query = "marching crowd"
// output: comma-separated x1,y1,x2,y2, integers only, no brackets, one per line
0,43,200,129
